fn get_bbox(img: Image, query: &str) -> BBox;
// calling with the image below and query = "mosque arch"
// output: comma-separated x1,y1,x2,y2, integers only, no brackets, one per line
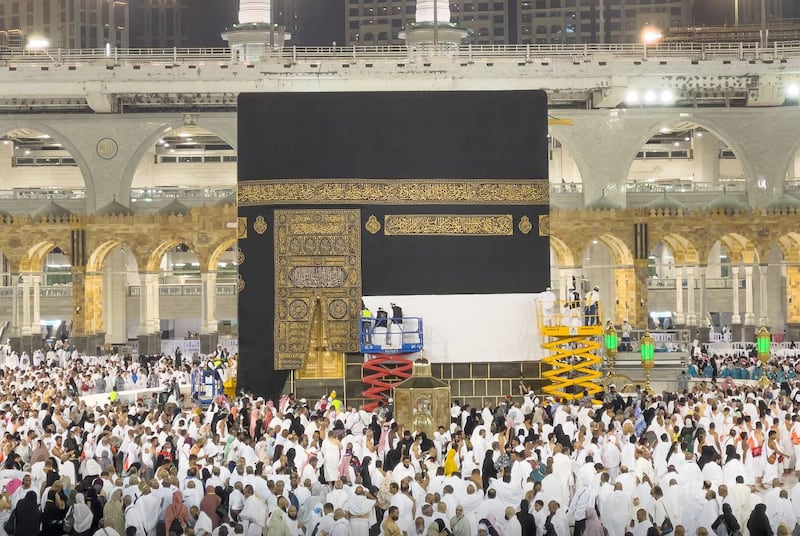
86,240,145,275
716,232,759,265
0,126,91,211
781,135,800,193
775,232,800,264
146,239,198,273
121,121,237,207
549,236,576,269
20,240,70,273
624,119,751,201
207,238,238,274
547,134,584,196
650,232,700,265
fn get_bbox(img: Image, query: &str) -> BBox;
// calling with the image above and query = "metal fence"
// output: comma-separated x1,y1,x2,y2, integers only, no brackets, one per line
5,41,800,67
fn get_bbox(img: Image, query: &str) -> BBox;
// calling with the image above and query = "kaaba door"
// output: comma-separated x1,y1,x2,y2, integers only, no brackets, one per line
296,297,345,379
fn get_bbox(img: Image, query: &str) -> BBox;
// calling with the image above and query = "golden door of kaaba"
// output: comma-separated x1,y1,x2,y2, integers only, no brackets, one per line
273,209,361,373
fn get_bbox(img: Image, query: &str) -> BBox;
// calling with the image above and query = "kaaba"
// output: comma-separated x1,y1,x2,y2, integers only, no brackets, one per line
237,91,550,399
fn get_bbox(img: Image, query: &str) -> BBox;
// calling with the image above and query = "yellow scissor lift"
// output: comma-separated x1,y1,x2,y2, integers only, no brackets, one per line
536,299,605,401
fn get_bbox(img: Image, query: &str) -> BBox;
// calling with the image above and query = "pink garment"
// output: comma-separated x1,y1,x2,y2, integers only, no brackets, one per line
583,507,605,536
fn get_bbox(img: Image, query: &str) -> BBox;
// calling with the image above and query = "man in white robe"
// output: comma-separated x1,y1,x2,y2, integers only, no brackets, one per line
600,485,631,536
240,485,268,536
329,509,351,536
345,486,375,535
503,507,523,536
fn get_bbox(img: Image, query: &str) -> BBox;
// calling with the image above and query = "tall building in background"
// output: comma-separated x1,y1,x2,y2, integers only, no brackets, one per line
0,0,128,49
276,0,346,46
518,0,692,45
129,0,237,48
692,0,789,27
344,0,693,46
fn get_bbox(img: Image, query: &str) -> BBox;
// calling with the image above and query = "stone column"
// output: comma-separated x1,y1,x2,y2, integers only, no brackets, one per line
31,274,41,338
731,265,741,325
559,268,575,302
758,264,769,326
675,265,685,325
138,272,161,355
200,271,219,354
744,265,756,326
200,271,218,335
786,266,800,340
20,274,31,336
686,266,697,326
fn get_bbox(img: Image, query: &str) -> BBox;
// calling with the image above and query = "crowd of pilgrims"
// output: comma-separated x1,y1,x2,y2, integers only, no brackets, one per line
4,347,800,536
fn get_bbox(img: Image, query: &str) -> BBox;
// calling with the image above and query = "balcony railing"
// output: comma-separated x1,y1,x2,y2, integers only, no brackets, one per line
4,41,800,67
647,277,746,289
625,180,746,193
0,188,86,200
130,187,235,200
127,283,237,297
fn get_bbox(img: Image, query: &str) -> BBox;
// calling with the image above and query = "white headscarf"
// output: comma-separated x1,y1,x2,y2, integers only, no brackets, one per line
72,492,94,533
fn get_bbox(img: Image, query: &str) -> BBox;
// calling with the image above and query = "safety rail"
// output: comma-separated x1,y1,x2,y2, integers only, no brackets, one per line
360,316,423,354
127,283,237,297
5,41,800,67
0,188,86,200
647,277,746,290
535,298,603,334
130,187,235,200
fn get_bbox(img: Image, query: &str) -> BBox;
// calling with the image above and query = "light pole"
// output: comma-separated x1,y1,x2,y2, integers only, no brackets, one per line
757,325,771,385
640,330,654,394
735,0,739,27
605,323,618,375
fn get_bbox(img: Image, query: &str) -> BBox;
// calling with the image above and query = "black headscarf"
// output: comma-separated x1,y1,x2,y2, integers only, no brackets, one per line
747,503,773,536
14,490,42,535
482,449,497,491
713,503,740,533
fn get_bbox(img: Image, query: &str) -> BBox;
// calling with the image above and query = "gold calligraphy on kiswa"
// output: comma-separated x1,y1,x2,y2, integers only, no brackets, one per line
238,179,549,206
384,214,514,236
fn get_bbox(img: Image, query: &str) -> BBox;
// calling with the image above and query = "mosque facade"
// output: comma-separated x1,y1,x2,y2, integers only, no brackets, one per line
0,39,800,402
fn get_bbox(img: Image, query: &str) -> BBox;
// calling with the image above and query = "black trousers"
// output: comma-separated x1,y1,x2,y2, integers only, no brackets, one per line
573,518,586,536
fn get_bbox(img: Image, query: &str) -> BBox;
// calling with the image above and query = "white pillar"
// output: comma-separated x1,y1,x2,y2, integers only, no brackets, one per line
675,265,685,325
686,266,697,326
11,276,18,336
201,272,218,335
239,0,271,24
139,272,160,335
149,273,160,334
416,0,451,23
744,265,756,325
731,265,741,325
758,264,769,326
20,274,31,336
559,268,575,302
32,274,41,338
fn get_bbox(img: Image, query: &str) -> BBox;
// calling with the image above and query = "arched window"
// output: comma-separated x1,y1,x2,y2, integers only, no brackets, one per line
378,32,389,41
536,25,547,34
364,32,375,41
551,24,562,34
478,27,489,36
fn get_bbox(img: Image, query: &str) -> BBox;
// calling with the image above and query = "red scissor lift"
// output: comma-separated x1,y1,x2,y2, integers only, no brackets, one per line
360,317,424,410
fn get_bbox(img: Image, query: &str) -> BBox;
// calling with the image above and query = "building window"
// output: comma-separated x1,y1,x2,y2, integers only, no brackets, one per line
477,2,488,11
551,24,562,33
536,25,547,33
350,21,359,28
364,32,374,40
493,2,503,10
378,31,389,40
493,14,503,23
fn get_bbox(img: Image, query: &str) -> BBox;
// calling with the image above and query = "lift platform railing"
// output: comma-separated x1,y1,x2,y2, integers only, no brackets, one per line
535,298,604,334
360,316,424,354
